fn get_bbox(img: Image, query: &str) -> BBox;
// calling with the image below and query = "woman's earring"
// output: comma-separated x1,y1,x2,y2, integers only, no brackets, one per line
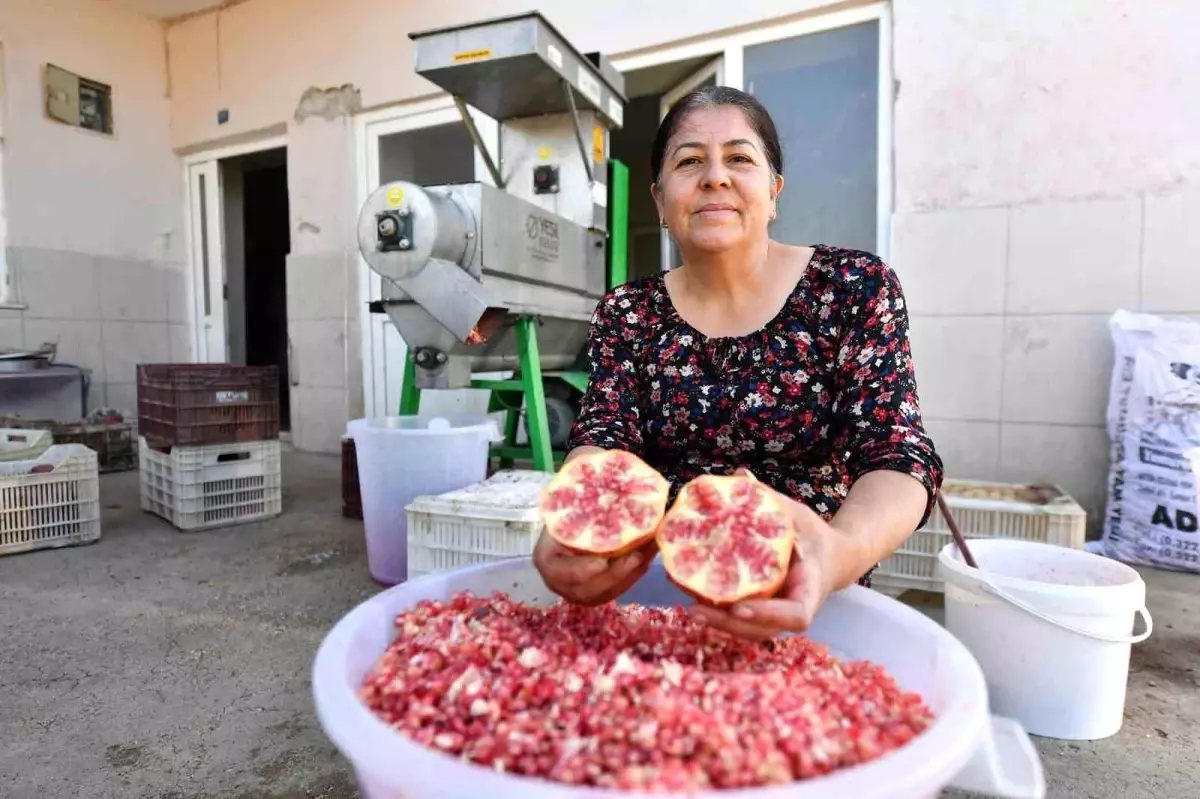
660,219,669,229
769,209,777,221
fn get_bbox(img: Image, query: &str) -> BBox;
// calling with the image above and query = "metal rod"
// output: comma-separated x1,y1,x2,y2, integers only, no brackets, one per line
562,79,594,183
453,95,504,189
938,492,978,568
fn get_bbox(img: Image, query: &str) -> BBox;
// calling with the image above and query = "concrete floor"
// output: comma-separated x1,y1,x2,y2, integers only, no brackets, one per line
1,449,1196,798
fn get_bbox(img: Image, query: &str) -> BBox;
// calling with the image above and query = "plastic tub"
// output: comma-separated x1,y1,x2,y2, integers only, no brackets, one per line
312,557,1046,799
347,415,501,585
939,539,1153,741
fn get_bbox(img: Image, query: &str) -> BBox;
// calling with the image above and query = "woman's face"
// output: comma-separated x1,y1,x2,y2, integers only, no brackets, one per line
652,104,783,255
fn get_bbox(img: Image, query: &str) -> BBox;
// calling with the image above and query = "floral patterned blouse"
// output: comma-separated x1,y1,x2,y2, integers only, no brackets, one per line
567,245,945,586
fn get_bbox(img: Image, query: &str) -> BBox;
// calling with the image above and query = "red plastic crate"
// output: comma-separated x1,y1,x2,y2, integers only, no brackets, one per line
137,364,280,448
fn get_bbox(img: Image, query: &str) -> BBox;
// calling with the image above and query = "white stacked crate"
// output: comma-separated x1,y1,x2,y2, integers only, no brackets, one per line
139,437,282,531
872,478,1088,595
405,470,554,578
0,443,101,557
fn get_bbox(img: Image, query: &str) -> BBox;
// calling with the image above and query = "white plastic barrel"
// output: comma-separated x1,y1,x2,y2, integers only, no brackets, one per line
939,539,1153,741
347,415,501,585
312,557,1046,799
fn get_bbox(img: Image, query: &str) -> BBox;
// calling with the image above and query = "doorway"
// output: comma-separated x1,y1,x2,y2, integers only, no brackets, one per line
184,138,292,431
221,148,291,430
609,56,722,282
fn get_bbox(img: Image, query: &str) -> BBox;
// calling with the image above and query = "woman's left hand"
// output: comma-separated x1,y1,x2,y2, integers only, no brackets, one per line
689,472,842,641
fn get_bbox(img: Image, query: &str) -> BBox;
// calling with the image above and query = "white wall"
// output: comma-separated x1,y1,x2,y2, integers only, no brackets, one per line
890,0,1200,531
0,0,188,417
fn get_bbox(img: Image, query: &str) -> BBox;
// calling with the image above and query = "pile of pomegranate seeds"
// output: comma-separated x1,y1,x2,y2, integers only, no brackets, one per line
359,591,934,793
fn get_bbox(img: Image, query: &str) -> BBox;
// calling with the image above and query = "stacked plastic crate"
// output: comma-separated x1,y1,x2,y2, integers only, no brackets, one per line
136,364,283,532
0,428,102,557
871,478,1087,595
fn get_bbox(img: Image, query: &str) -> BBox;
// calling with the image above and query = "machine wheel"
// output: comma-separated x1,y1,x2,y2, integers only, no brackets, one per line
526,395,577,449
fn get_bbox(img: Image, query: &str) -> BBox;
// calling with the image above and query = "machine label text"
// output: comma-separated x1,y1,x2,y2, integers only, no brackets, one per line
216,390,251,404
525,214,560,263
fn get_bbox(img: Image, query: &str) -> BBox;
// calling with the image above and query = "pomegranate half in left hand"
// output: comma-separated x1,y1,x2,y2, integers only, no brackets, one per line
538,449,671,557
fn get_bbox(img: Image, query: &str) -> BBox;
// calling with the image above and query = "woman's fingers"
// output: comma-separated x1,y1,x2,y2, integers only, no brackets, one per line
534,533,653,605
689,604,781,641
729,597,815,632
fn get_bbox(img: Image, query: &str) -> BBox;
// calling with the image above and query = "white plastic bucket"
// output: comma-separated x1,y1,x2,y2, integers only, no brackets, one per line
939,539,1153,741
312,557,1046,799
347,415,501,585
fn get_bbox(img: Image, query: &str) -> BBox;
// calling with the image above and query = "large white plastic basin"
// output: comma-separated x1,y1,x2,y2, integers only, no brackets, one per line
313,558,1045,799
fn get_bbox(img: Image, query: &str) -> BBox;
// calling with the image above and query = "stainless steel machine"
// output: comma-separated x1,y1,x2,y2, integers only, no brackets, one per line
356,12,629,470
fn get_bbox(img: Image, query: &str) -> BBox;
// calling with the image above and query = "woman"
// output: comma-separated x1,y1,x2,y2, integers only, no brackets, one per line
533,85,944,640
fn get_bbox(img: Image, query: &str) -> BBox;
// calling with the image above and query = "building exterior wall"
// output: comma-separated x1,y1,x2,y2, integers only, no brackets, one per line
890,0,1200,530
0,0,188,410
158,0,1200,531
0,0,188,416
3,0,1197,538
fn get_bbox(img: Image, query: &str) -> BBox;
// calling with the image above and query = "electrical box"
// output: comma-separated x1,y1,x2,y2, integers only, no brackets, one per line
45,63,113,135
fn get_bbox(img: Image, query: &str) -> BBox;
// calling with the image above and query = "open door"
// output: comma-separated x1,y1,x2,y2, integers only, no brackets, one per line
658,56,725,272
186,160,227,362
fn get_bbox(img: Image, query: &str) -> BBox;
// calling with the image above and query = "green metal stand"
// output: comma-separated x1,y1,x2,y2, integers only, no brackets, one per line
395,159,630,474
469,317,584,472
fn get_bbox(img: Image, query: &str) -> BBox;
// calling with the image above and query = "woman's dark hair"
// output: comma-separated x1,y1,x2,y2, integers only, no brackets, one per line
650,85,784,184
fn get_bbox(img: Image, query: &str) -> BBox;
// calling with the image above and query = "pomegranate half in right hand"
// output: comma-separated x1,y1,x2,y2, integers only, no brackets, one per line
657,474,796,607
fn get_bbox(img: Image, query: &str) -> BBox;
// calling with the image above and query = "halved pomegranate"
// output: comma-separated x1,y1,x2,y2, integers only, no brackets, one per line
538,450,671,556
657,475,796,606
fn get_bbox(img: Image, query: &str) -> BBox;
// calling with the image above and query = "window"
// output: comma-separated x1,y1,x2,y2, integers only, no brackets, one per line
611,3,892,259
745,20,881,253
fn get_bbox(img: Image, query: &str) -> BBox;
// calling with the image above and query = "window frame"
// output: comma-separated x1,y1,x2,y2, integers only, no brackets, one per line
0,40,15,309
611,1,894,261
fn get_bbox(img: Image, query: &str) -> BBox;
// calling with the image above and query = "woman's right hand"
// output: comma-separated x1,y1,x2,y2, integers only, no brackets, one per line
532,531,657,606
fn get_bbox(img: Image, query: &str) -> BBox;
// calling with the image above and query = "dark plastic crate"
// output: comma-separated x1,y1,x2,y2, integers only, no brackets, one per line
52,421,137,473
0,415,137,473
137,364,280,449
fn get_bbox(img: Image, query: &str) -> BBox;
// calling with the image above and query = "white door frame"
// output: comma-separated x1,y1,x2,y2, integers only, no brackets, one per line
658,55,725,271
353,97,498,418
612,1,893,261
181,135,287,363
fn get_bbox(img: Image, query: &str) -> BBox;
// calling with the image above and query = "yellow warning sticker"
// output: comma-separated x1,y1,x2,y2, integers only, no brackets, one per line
385,186,405,207
592,125,605,164
537,146,552,161
452,48,492,63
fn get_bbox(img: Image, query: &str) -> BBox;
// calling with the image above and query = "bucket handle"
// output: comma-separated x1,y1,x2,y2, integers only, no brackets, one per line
979,581,1153,645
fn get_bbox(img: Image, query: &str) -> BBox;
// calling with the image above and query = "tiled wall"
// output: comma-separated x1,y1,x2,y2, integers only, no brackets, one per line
892,184,1200,535
0,247,189,416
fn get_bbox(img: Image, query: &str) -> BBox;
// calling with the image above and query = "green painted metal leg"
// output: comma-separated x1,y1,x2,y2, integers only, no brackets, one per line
608,159,630,289
399,355,421,415
516,318,554,473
